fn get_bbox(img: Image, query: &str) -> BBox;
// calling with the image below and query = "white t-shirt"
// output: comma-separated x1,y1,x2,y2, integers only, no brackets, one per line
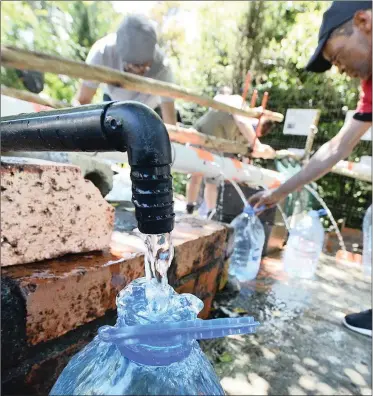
83,33,175,109
195,94,258,143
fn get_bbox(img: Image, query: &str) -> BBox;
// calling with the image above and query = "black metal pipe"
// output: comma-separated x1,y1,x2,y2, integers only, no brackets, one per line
1,101,174,234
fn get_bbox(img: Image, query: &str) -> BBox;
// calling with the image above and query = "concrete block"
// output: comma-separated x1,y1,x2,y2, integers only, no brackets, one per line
2,152,114,197
1,157,115,266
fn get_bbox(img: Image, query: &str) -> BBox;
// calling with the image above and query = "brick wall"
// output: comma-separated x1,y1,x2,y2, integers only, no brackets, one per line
1,213,232,395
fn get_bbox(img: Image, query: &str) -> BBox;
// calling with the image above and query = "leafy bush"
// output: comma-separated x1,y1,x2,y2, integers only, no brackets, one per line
172,172,188,196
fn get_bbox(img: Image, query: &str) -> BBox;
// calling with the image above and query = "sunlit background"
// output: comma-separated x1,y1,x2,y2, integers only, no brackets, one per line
1,1,371,227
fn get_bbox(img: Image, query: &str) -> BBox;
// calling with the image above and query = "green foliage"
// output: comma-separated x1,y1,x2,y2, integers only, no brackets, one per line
1,0,121,102
172,171,188,196
218,351,233,363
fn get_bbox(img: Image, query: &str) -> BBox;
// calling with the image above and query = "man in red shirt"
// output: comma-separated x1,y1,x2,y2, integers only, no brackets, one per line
250,2,372,336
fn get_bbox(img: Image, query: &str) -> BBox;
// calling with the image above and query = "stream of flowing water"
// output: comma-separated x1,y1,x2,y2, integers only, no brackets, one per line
204,160,347,255
207,163,291,230
217,160,344,251
143,233,174,315
225,179,346,252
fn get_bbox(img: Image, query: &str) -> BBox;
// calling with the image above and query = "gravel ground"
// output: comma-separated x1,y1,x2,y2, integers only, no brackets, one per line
200,253,372,396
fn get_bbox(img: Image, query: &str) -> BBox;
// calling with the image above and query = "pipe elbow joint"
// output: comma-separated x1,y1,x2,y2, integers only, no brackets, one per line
104,102,174,235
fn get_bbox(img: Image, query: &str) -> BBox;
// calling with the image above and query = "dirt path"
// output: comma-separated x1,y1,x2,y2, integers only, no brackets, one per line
201,253,372,395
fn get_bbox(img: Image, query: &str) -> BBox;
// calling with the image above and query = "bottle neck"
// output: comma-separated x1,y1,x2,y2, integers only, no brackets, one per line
243,205,255,216
99,277,202,366
115,340,193,366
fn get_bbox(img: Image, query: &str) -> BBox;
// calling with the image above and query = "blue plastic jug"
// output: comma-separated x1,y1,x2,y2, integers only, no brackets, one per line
50,277,259,395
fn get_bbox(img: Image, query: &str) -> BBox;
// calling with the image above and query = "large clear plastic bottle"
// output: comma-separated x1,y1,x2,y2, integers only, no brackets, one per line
229,205,265,282
283,209,326,279
363,205,371,277
50,278,258,396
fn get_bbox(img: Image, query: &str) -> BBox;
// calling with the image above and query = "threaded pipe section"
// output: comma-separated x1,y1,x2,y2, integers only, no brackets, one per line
131,165,174,234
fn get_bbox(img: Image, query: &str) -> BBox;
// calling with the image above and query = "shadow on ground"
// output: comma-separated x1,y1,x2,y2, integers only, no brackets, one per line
201,253,372,396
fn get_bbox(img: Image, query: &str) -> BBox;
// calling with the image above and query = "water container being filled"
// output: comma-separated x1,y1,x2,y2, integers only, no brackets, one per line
50,278,259,396
283,209,326,279
363,205,372,277
229,205,265,282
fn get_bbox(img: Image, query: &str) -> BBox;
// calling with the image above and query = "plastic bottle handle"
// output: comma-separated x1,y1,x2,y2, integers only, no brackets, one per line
98,317,259,346
255,205,266,213
244,205,266,215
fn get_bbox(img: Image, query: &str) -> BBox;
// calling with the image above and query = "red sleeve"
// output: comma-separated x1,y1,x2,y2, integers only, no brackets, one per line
356,77,372,114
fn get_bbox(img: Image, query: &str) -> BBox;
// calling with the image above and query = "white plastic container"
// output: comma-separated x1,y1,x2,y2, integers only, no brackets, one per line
229,205,265,282
283,209,326,279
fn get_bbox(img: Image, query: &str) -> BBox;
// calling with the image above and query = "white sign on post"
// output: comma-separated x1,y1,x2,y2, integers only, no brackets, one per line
283,109,320,136
345,110,372,141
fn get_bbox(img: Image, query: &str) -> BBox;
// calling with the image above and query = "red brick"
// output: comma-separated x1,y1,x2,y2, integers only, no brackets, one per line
200,229,227,266
3,249,144,345
324,228,363,255
194,262,221,300
173,216,227,278
336,250,363,265
1,157,114,267
2,218,228,345
175,278,197,295
218,259,230,291
198,295,214,319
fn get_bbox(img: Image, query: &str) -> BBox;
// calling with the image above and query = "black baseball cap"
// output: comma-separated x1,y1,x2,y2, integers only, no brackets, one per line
306,1,372,73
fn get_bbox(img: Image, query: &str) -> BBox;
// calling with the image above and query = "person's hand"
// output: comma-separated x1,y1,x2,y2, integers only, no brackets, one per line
251,144,276,159
253,106,263,114
248,188,288,214
71,98,81,107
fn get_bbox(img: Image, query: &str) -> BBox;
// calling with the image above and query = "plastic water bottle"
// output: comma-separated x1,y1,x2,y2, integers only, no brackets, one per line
363,205,371,277
283,209,326,279
229,205,265,282
50,278,259,395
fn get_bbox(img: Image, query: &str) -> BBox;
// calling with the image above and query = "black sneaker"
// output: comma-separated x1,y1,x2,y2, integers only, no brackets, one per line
186,204,195,215
342,309,372,337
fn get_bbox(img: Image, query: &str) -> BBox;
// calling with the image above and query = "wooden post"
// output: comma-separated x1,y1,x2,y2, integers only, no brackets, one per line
1,85,67,109
241,71,251,106
303,110,321,162
165,124,248,155
1,86,248,155
254,91,269,138
1,46,284,122
261,91,269,109
250,89,258,108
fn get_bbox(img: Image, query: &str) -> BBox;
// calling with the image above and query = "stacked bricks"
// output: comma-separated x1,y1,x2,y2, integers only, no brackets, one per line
1,157,232,394
2,212,232,395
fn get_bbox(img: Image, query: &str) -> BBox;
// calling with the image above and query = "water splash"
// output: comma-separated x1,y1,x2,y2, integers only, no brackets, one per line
304,184,346,252
274,202,291,231
143,233,174,316
144,233,174,284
